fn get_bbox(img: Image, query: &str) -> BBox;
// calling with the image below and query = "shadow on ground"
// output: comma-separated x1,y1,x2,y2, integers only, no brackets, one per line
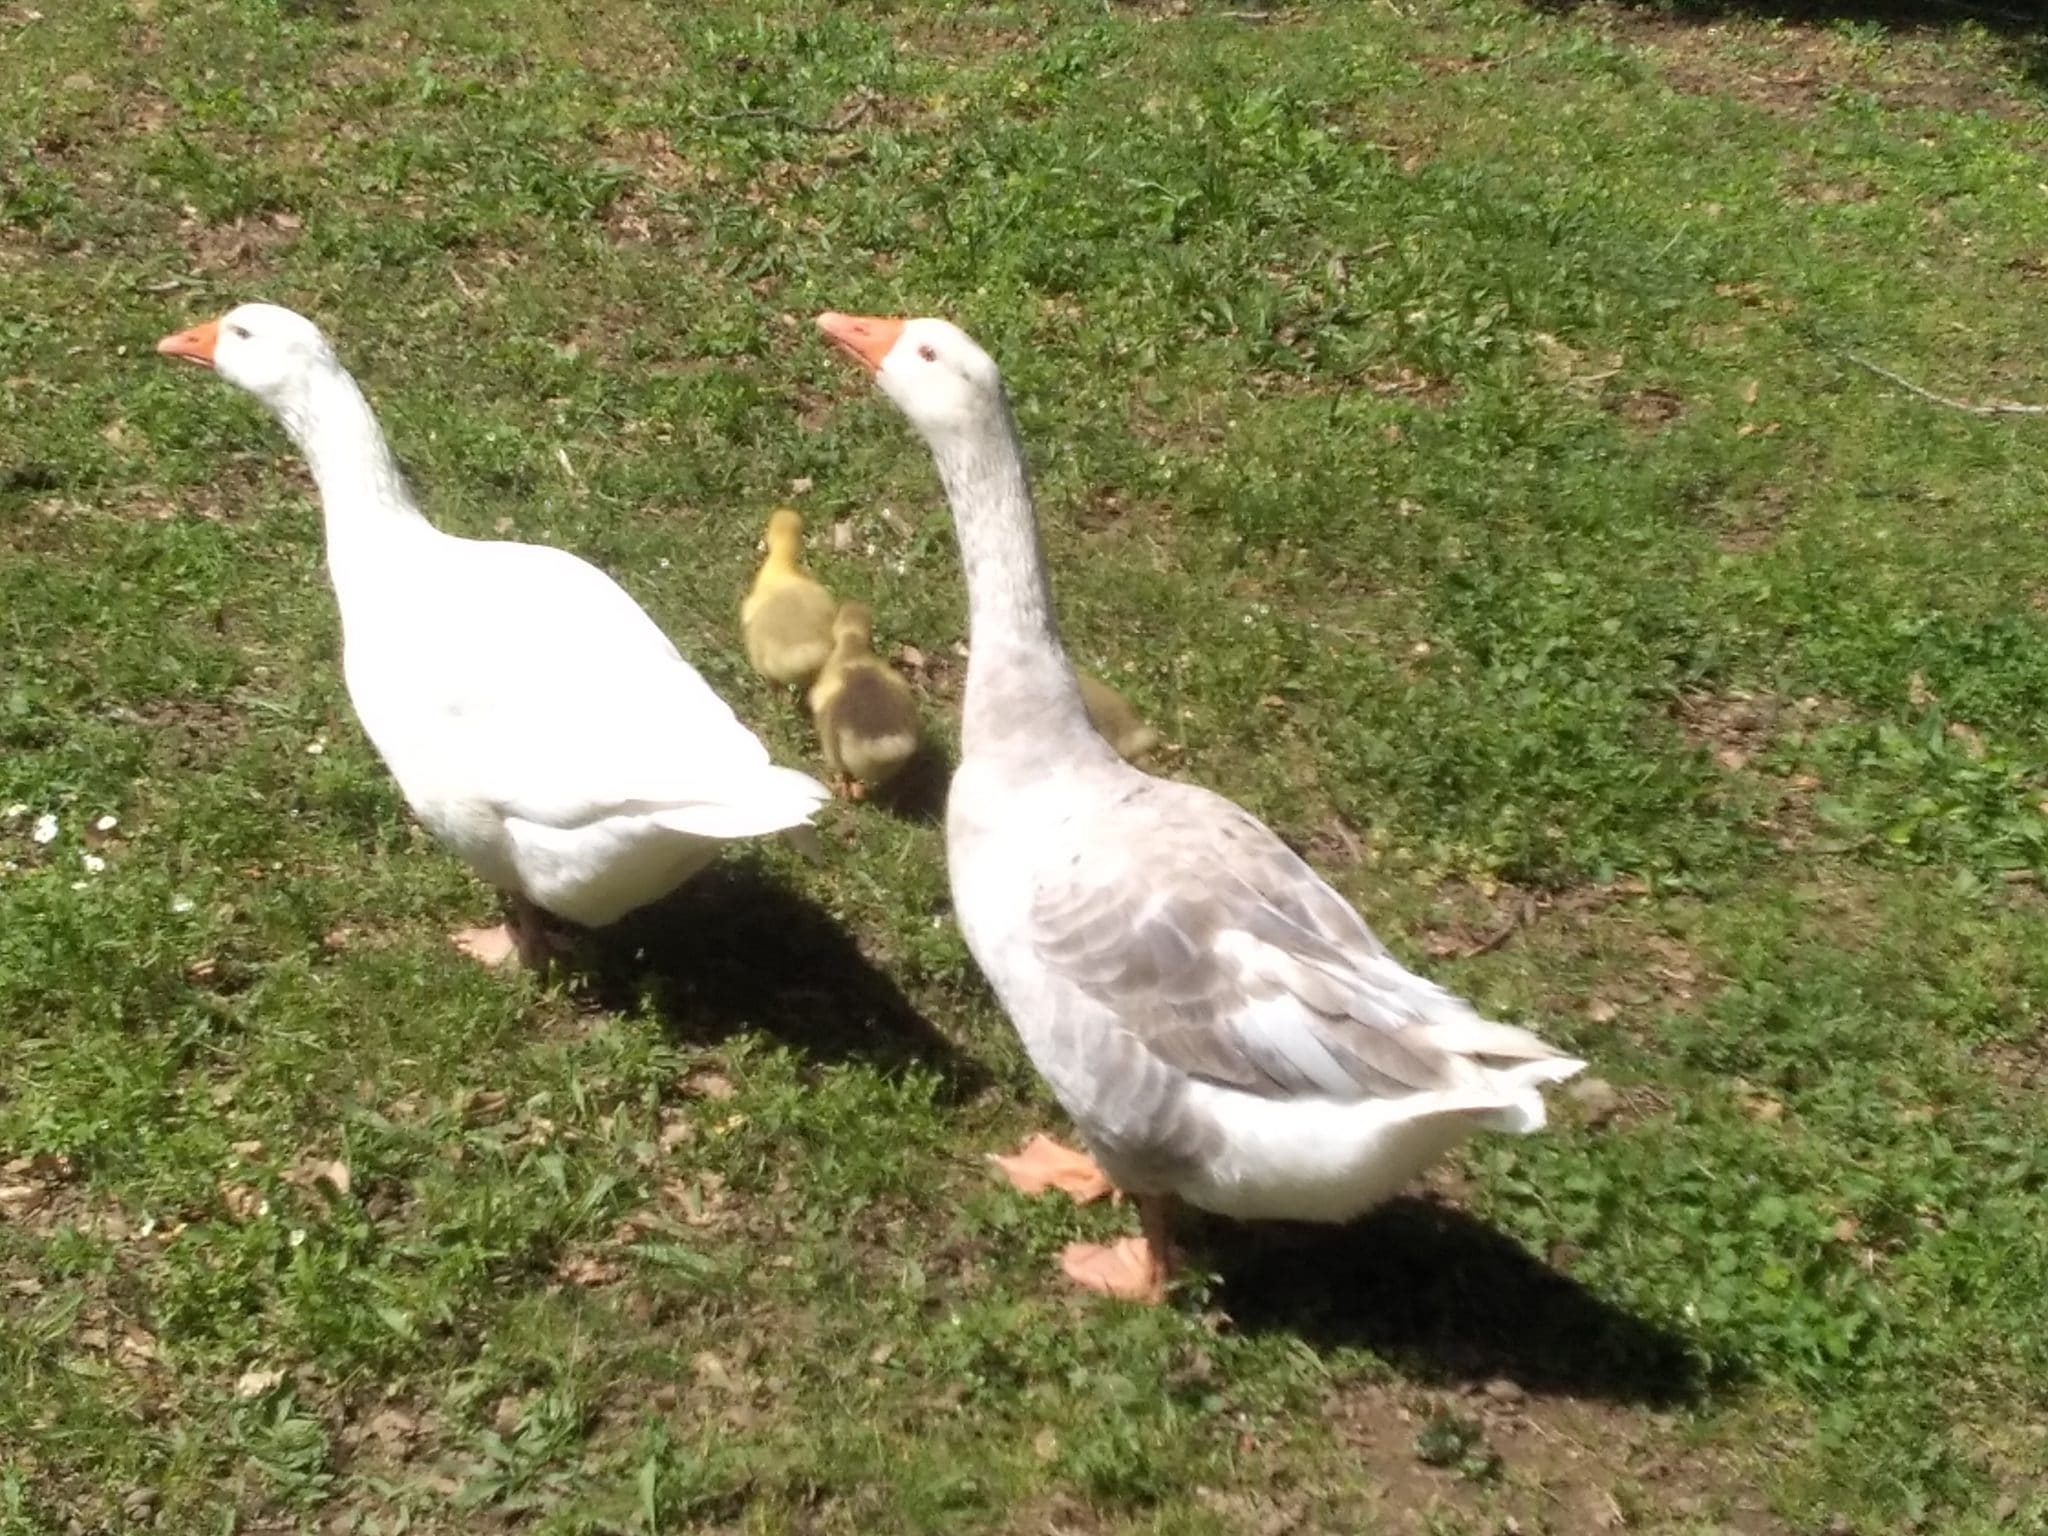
1211,1196,1708,1406
1534,0,2046,90
578,858,986,1097
1536,0,2038,29
870,741,952,825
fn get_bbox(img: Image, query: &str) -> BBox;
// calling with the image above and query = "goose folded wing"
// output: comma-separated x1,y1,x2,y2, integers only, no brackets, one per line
486,684,823,836
1027,785,1541,1102
395,620,819,834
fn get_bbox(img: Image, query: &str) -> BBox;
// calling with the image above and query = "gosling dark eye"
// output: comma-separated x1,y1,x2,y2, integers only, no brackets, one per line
916,344,937,362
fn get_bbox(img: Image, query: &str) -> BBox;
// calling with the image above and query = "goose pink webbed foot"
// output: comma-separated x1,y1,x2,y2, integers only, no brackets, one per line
1060,1195,1179,1305
453,924,521,967
452,894,557,970
989,1134,1115,1204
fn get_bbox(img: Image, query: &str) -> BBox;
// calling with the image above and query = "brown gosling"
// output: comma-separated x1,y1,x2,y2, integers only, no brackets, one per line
808,602,923,799
1079,672,1160,764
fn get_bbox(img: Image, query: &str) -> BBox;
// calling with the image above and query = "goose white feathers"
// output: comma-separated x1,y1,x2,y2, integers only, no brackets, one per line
160,303,828,965
819,310,1583,1302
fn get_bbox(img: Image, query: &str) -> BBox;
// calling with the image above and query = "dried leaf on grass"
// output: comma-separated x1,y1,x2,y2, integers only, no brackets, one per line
282,1157,351,1200
235,1366,285,1399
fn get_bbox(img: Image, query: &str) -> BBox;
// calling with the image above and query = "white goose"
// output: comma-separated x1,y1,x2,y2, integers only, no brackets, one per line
159,304,828,967
819,312,1584,1303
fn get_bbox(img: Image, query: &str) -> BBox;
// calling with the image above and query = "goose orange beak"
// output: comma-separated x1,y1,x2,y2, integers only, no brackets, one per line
156,319,221,368
817,313,904,374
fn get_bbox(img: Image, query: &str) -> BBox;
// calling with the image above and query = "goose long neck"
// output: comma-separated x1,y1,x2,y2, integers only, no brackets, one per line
932,402,1057,649
929,400,1098,758
273,361,431,585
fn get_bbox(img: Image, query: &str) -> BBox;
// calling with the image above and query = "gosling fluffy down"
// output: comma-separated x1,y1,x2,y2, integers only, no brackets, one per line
809,602,923,796
1078,672,1160,764
742,508,839,688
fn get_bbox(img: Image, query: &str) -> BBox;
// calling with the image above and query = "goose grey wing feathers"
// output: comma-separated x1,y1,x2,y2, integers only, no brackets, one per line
1028,777,1491,1102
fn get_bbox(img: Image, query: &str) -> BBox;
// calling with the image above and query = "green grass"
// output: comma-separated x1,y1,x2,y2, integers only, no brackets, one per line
6,0,2048,1529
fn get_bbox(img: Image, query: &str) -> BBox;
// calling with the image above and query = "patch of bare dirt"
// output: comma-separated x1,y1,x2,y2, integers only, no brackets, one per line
1716,481,1793,554
1612,385,1686,430
1364,364,1459,406
1410,876,1716,1053
0,1152,84,1235
1976,1030,2047,1105
1781,170,1882,206
112,695,248,770
557,14,682,79
1303,812,1372,869
1625,926,1715,1016
585,127,711,249
1317,107,1439,171
1419,43,1538,78
1072,486,1146,532
112,481,249,526
443,241,528,307
312,36,409,92
332,1393,443,1484
1531,330,1625,399
598,126,705,194
891,16,1039,60
117,88,175,139
1251,359,1460,405
738,149,869,215
1128,390,1233,453
0,1164,184,1469
1532,898,1718,1036
785,378,839,434
847,90,936,132
1676,686,1846,763
1208,1186,1777,1529
1673,687,1785,772
1419,879,1544,961
178,209,305,276
0,223,41,271
1322,1379,1789,1534
892,634,965,705
1674,687,1844,849
1418,875,1653,963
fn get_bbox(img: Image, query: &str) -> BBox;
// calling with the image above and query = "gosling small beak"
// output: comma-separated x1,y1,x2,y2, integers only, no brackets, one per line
156,319,221,368
816,313,904,374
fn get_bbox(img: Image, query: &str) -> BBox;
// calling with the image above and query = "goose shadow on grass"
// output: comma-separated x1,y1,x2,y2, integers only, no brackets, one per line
1530,0,2047,91
575,858,987,1100
1204,1196,1709,1407
1531,0,2039,30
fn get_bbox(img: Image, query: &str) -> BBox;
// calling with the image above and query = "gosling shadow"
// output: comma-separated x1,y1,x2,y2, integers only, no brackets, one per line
578,858,985,1098
869,739,952,825
1209,1196,1709,1407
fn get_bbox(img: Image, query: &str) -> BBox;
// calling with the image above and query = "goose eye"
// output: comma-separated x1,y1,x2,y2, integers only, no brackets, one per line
916,344,937,362
227,324,251,340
